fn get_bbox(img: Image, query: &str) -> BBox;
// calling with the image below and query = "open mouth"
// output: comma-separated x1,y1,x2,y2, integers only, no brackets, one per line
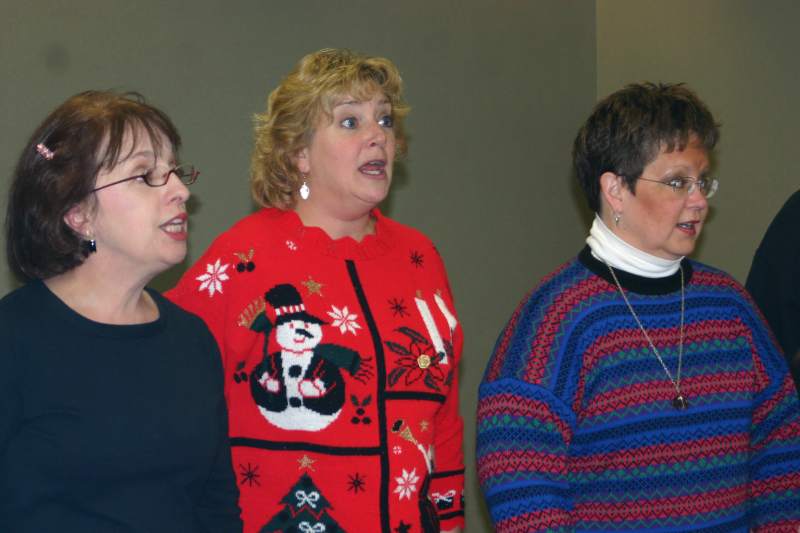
676,220,700,233
161,213,188,235
359,160,386,176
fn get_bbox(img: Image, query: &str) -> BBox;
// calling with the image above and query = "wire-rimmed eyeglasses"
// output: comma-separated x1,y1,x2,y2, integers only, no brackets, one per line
636,176,719,198
91,164,199,193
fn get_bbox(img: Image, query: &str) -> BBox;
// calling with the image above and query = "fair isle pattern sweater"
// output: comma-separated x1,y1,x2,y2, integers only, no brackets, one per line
168,208,464,533
477,247,800,532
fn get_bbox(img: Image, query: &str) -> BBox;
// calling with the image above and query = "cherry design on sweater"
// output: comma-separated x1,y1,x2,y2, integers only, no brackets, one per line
248,284,373,432
233,248,256,273
349,395,372,425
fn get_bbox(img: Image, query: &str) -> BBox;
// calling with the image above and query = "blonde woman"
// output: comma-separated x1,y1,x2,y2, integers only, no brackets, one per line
170,49,464,533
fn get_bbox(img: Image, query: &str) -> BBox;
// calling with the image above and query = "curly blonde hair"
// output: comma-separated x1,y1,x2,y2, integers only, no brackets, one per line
250,48,410,209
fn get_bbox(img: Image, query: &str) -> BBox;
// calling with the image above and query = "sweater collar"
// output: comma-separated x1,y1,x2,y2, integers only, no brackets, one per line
579,245,693,295
270,207,395,260
34,280,167,338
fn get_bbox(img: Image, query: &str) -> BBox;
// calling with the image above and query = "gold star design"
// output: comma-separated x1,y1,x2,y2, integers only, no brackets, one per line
301,276,324,296
420,420,430,432
297,454,316,471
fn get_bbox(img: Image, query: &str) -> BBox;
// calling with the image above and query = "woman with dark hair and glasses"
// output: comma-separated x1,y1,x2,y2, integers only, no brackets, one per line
477,82,800,532
0,90,242,531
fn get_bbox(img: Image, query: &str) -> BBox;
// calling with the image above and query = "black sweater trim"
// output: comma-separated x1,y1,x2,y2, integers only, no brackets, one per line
229,437,381,455
384,391,446,403
345,260,392,532
431,468,464,479
578,245,694,295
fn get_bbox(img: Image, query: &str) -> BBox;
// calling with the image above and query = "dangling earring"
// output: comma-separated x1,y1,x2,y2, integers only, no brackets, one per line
85,238,97,254
299,176,310,200
613,212,621,226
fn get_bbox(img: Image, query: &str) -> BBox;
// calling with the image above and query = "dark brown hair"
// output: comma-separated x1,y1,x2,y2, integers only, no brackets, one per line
6,90,181,281
573,82,720,213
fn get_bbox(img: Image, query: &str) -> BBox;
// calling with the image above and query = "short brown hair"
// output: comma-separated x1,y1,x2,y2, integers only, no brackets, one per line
6,90,181,281
573,82,720,213
250,48,410,209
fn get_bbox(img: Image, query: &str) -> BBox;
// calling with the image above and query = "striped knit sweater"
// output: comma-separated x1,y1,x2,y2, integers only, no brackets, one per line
477,247,800,532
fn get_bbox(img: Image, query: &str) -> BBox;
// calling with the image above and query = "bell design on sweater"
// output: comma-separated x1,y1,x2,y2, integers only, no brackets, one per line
249,284,373,431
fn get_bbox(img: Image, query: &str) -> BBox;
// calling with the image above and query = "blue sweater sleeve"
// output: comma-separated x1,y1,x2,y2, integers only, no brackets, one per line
477,286,577,533
741,298,800,529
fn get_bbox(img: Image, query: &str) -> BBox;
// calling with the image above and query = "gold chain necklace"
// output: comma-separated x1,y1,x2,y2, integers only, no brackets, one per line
605,262,689,410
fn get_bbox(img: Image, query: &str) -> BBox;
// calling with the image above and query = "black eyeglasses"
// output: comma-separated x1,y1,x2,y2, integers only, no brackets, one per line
91,164,199,193
636,176,719,198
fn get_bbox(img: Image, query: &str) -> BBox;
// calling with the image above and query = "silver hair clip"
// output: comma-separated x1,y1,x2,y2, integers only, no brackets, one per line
35,143,55,160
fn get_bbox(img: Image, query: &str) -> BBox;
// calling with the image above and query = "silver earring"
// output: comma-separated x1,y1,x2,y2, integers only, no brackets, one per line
613,212,621,226
299,180,310,200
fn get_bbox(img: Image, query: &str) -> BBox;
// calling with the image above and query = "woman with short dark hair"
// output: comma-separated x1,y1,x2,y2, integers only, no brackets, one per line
0,90,242,531
477,83,800,532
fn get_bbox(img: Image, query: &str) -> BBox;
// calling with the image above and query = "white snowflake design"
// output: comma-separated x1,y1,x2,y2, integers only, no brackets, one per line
327,305,362,335
196,259,230,297
286,240,298,251
393,468,419,500
392,445,402,455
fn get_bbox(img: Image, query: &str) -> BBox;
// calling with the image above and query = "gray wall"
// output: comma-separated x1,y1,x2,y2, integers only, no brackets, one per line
5,1,795,531
598,0,800,282
1,2,596,530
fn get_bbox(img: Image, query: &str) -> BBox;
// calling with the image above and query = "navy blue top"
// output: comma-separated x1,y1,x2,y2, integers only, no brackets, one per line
746,189,800,396
0,281,242,532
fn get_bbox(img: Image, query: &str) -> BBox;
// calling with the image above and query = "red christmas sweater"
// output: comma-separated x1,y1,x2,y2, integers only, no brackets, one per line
168,207,465,533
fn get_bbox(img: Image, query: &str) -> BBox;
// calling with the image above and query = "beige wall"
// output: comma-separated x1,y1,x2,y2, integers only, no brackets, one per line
597,0,800,282
1,2,596,530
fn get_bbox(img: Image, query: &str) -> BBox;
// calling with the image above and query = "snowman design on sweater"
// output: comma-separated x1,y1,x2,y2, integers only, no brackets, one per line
249,284,372,431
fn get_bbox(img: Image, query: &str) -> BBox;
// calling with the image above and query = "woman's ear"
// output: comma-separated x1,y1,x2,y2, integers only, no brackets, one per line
599,171,625,214
294,147,310,175
63,202,92,238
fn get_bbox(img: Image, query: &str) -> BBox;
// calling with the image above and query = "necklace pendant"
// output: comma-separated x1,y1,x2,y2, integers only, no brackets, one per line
672,394,689,410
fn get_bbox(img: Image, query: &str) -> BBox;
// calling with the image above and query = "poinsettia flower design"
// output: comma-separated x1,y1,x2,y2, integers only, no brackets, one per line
393,468,419,500
385,327,453,392
327,305,362,335
196,259,230,297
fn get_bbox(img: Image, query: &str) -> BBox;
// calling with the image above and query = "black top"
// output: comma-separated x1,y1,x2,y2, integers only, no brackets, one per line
0,281,242,532
746,189,800,396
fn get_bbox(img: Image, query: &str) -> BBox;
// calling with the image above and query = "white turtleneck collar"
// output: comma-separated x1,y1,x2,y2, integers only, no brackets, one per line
586,214,683,278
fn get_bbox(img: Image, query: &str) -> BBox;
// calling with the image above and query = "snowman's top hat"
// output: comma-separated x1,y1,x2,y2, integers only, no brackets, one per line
264,284,326,326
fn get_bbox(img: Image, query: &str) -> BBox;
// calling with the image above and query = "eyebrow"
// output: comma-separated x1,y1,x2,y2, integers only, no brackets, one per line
333,97,391,109
118,150,156,165
334,99,359,108
118,150,177,169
